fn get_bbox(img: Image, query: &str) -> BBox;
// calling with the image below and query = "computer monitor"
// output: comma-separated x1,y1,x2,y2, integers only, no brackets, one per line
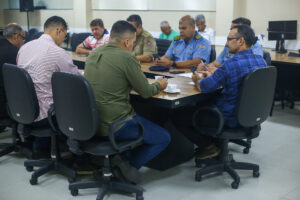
268,20,297,53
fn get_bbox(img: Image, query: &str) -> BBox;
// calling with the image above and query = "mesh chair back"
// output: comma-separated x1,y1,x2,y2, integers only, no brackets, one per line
237,66,277,127
51,72,99,141
70,32,92,52
2,63,39,124
263,50,271,66
155,38,172,57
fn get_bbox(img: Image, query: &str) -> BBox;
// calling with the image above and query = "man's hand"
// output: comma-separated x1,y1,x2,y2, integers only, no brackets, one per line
155,57,173,67
207,66,217,74
199,70,212,78
192,72,202,92
156,78,168,90
196,62,208,71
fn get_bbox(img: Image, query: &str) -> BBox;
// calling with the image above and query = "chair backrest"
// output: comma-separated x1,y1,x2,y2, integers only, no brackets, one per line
263,50,271,66
30,31,43,41
236,66,277,127
155,38,172,57
70,32,92,52
2,63,39,124
210,47,216,62
51,72,99,141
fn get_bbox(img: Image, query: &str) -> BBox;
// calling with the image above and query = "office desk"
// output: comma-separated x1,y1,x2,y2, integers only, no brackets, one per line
70,51,214,170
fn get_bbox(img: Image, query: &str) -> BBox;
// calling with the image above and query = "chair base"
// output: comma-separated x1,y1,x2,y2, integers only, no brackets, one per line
230,139,252,154
24,158,77,185
195,155,259,189
69,176,144,200
0,142,32,158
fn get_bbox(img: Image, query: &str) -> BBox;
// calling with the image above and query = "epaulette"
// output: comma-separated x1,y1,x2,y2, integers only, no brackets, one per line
195,34,202,40
143,31,150,38
174,35,181,41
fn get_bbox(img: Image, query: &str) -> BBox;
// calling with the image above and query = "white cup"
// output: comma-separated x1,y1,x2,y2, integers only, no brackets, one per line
155,75,164,80
167,84,177,91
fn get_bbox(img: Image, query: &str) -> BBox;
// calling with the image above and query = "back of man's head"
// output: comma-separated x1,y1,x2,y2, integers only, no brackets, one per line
44,16,68,31
232,17,251,26
234,25,255,48
179,15,195,27
110,20,136,43
127,14,142,27
90,18,104,28
3,23,23,39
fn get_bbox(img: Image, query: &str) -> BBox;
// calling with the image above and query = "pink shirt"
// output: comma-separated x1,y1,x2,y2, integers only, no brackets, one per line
17,34,81,121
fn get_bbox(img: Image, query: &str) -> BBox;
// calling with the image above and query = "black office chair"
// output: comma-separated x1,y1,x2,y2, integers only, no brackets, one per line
51,72,144,200
70,32,92,52
230,50,272,153
155,38,172,57
2,63,76,185
209,47,216,62
192,66,277,189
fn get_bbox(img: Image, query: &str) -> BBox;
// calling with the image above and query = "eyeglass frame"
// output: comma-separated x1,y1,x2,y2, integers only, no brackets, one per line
226,37,241,42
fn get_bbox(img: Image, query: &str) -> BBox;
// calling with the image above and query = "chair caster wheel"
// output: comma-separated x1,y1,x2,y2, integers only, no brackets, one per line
26,166,34,172
136,193,144,200
70,189,78,196
243,148,249,154
195,174,202,182
231,181,239,189
30,178,37,185
253,171,260,177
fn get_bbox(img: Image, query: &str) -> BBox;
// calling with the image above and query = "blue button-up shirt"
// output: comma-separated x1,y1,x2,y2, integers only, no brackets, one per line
200,49,267,127
166,31,211,63
216,41,263,64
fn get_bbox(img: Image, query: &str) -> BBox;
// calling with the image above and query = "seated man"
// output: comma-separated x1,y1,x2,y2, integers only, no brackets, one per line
0,23,25,130
195,14,216,49
17,16,81,156
159,20,179,40
127,14,157,62
84,20,170,183
76,18,110,55
198,17,263,70
175,25,266,160
155,15,211,69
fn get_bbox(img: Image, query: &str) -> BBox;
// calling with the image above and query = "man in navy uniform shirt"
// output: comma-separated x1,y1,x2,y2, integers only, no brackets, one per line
155,15,211,68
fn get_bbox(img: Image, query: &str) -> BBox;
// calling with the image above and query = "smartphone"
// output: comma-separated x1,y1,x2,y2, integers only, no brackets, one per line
152,54,160,60
190,66,196,74
170,70,185,74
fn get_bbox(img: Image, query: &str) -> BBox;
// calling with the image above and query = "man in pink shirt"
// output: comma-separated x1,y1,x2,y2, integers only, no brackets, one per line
75,18,110,55
17,16,81,156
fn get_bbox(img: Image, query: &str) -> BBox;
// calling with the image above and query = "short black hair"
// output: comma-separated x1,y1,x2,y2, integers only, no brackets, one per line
110,20,136,42
44,16,68,30
233,25,256,48
232,17,251,26
127,14,142,26
90,18,104,28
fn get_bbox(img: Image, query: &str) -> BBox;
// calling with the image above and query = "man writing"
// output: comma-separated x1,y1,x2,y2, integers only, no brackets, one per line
84,20,170,183
155,15,211,69
76,18,110,55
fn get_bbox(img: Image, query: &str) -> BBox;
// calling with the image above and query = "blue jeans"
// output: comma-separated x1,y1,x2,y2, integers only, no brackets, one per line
114,115,170,169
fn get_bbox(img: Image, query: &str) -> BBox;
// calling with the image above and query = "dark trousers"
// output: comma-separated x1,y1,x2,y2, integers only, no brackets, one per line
31,118,51,151
114,115,171,169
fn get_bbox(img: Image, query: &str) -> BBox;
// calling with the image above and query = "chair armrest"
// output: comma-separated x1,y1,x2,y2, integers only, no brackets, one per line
109,117,144,152
192,106,224,137
47,105,58,132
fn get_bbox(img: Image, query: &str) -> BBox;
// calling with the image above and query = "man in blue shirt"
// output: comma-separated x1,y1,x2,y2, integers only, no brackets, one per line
173,25,266,160
155,15,211,68
198,17,263,70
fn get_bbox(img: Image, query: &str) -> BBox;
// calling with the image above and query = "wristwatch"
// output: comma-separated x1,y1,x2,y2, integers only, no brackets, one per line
172,60,176,68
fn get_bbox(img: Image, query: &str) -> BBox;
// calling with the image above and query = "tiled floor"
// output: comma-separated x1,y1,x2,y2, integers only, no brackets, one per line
0,104,300,200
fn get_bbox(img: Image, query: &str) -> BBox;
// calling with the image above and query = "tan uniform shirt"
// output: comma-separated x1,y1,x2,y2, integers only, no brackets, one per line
133,29,157,56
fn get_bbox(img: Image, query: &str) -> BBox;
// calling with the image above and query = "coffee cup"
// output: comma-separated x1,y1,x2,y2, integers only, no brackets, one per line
167,84,177,92
155,75,164,80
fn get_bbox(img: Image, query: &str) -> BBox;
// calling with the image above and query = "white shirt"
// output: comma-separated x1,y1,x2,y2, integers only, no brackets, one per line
199,27,215,45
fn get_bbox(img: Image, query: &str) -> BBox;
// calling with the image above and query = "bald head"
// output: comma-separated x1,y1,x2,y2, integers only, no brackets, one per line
179,15,196,42
179,15,195,27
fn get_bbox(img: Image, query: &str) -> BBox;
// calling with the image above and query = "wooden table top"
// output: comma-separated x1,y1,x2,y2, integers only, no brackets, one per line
265,49,300,64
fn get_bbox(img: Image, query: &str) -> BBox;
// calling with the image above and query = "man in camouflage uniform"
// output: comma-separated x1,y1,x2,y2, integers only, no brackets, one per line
127,14,157,63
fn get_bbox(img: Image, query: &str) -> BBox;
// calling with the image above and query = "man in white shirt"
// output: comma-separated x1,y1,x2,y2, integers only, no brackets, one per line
76,18,110,55
195,14,215,49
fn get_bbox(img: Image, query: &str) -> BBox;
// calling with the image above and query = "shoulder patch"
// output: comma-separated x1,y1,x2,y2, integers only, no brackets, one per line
143,32,150,38
195,35,202,40
174,35,181,41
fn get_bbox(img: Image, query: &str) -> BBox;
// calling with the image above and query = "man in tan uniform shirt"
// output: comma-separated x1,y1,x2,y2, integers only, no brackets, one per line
127,14,157,62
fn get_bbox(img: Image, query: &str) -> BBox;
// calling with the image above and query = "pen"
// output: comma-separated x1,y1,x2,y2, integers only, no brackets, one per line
201,60,208,71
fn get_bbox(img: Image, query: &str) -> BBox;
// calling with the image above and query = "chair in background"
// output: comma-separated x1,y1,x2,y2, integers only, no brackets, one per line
192,66,277,189
155,38,172,57
51,72,144,200
2,63,76,185
70,32,91,52
209,47,216,62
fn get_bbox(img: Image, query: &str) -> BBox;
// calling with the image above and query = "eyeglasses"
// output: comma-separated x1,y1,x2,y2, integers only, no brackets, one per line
227,37,241,42
18,34,25,40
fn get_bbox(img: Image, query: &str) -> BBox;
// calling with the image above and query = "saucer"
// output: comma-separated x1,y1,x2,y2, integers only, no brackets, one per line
164,88,181,94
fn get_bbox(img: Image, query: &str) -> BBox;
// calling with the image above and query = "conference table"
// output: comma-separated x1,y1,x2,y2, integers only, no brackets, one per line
70,51,216,170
